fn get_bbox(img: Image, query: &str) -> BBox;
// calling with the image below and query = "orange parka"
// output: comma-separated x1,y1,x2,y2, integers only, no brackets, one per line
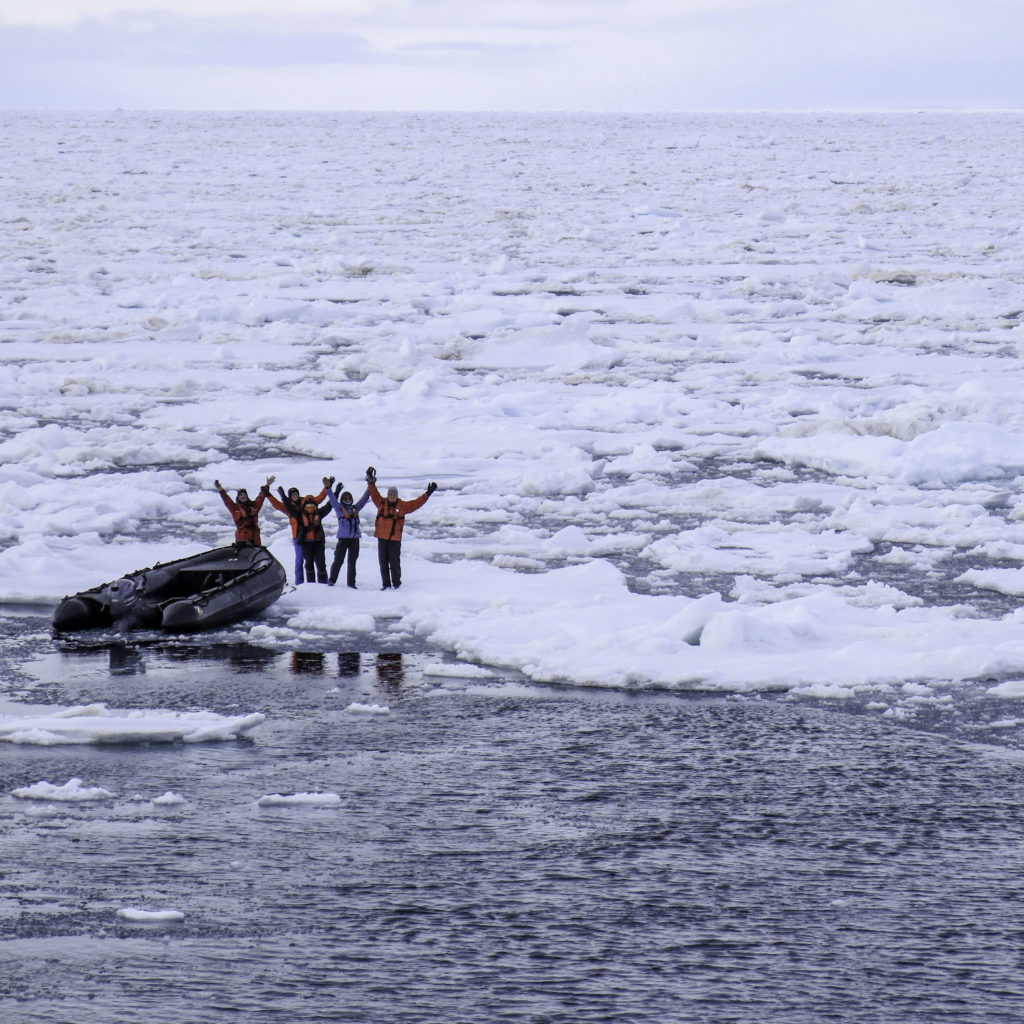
367,482,431,542
219,487,268,546
265,486,327,539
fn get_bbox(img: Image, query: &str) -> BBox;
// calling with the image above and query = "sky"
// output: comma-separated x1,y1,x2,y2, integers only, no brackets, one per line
0,0,1021,111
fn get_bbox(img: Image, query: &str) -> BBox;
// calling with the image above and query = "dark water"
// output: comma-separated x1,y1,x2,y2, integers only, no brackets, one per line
2,611,1024,1023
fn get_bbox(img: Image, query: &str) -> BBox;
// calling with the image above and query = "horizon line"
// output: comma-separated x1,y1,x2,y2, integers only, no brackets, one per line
3,105,1024,115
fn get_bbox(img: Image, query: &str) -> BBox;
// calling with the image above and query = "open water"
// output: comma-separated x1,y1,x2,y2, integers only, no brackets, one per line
2,608,1024,1023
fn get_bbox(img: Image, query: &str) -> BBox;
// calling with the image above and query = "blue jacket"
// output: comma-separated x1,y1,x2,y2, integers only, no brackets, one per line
326,487,370,539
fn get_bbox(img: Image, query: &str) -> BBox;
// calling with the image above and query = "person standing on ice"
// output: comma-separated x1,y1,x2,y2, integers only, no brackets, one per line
295,490,332,584
264,480,328,585
215,476,273,546
365,466,437,590
322,476,371,588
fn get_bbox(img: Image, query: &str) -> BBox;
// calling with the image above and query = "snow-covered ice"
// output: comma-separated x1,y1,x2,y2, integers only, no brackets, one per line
150,791,187,806
256,792,342,807
4,110,1024,712
0,702,266,745
116,908,185,923
11,777,115,801
344,702,390,715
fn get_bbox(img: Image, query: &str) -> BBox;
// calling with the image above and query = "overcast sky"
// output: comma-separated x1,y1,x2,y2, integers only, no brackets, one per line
1,0,1021,111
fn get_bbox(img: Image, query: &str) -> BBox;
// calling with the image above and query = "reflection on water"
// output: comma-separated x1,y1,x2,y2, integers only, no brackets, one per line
8,610,1024,1023
54,640,382,682
4,664,1024,1024
290,652,325,675
376,652,404,691
59,638,282,674
337,652,361,677
37,639,414,716
108,645,145,676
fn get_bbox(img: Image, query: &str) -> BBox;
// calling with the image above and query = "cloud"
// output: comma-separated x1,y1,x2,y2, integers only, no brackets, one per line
1,0,1023,110
0,7,558,108
0,14,378,67
0,8,558,70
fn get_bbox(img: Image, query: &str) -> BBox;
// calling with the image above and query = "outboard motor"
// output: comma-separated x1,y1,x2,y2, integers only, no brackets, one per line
102,574,160,629
105,577,141,619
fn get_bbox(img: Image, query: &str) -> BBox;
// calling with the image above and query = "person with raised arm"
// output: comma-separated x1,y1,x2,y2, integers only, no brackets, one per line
215,475,274,546
263,478,328,585
364,466,437,590
323,476,371,588
295,487,332,585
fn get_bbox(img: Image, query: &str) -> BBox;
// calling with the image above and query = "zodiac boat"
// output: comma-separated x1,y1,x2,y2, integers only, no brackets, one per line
52,543,287,633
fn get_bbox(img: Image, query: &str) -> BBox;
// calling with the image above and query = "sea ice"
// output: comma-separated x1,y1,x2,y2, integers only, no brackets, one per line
2,111,1024,707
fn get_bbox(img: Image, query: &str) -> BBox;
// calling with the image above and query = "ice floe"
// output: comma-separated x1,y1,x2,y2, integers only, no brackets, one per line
0,703,265,746
3,111,1024,705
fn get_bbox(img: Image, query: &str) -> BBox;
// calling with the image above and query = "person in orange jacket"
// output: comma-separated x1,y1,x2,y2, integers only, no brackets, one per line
294,490,333,585
365,466,437,590
263,479,330,585
215,475,274,546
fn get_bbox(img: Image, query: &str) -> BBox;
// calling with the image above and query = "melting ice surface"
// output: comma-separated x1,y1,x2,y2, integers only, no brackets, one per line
4,110,1024,1021
4,107,1024,711
3,111,1024,720
0,701,264,746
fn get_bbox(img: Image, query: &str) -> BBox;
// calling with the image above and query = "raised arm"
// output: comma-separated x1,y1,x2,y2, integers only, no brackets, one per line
275,487,300,517
262,485,287,514
248,476,271,512
315,475,334,506
400,483,437,516
215,480,237,513
366,480,383,509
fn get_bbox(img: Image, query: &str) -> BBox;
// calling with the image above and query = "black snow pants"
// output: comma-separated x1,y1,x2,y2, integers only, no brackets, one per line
330,538,360,587
377,539,402,589
300,540,328,584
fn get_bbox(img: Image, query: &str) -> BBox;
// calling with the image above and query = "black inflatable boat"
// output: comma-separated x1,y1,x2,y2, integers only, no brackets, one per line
53,543,287,633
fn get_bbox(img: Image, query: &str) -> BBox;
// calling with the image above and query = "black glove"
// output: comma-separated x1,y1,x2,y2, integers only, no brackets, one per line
366,466,376,483
426,481,438,495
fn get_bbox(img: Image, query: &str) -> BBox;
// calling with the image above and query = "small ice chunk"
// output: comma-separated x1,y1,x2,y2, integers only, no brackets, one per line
256,792,342,807
344,702,390,715
117,908,185,922
12,777,114,801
